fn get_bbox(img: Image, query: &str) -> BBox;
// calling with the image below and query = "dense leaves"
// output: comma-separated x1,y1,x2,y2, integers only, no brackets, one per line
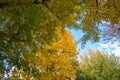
0,0,81,78
77,50,120,80
10,28,78,80
0,0,81,53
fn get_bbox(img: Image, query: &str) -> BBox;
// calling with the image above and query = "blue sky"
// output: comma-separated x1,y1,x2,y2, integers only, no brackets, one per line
68,29,101,54
67,23,120,57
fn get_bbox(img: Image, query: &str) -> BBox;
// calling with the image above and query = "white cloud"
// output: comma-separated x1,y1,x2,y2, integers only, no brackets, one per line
112,47,120,57
100,43,110,48
99,42,120,57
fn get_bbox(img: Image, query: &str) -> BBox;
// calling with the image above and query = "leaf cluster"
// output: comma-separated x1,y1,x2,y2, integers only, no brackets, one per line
77,50,120,80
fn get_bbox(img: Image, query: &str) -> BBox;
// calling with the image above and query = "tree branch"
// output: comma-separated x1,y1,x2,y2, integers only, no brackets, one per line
95,0,99,6
42,1,61,20
0,2,28,8
95,0,99,14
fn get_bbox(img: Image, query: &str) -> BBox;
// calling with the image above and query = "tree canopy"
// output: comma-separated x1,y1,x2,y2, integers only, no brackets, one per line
5,27,78,80
78,0,120,46
76,50,120,80
0,1,81,77
0,0,120,51
0,0,81,53
0,0,120,79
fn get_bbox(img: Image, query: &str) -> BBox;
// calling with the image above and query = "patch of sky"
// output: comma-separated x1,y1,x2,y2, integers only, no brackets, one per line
67,21,120,57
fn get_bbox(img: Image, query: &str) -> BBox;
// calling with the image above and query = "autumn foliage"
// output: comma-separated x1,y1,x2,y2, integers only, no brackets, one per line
76,50,120,80
0,0,120,79
10,27,78,80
